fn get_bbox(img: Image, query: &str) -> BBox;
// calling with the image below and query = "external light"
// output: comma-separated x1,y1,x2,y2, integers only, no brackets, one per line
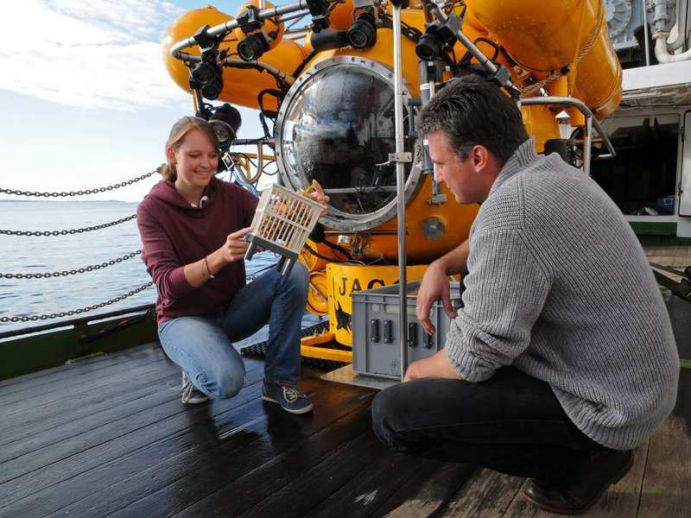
415,20,459,61
190,61,224,100
556,110,572,140
234,3,283,62
209,104,242,146
237,33,271,61
416,32,443,61
347,12,377,49
189,24,224,100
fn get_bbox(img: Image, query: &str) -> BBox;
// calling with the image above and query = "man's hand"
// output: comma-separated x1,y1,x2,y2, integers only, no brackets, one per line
403,350,463,382
417,261,457,335
221,227,251,263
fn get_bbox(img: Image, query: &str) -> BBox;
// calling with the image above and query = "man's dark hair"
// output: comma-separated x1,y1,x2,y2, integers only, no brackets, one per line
420,74,529,165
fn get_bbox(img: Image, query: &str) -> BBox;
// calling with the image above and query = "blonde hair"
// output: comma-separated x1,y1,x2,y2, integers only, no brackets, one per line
158,116,220,181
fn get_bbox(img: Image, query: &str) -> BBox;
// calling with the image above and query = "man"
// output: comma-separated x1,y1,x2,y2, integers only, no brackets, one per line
371,75,679,514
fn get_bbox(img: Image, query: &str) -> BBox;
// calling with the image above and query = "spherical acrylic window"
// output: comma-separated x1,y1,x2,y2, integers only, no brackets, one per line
276,59,419,231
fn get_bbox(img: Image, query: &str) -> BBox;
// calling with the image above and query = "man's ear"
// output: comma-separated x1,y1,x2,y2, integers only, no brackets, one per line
470,145,490,172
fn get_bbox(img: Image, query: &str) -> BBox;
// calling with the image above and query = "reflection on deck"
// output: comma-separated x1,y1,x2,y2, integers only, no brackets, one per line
0,297,688,517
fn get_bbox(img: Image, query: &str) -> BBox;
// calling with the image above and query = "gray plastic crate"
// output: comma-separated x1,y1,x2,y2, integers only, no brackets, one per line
352,281,463,379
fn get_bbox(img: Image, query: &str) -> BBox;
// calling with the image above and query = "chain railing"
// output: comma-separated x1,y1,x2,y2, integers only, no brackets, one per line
0,282,154,324
0,169,160,329
0,250,142,279
0,214,137,237
0,170,158,198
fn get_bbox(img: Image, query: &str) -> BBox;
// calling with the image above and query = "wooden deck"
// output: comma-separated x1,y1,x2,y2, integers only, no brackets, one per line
0,296,688,517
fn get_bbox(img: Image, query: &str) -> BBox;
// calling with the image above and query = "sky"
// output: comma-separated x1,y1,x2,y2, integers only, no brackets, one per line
0,0,265,202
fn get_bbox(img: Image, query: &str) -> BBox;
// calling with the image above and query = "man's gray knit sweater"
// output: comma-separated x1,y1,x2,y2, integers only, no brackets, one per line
445,138,679,451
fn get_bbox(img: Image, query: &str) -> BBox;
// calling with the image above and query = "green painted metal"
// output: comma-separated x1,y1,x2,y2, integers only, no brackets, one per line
638,234,691,247
0,314,157,381
681,359,691,370
630,221,678,237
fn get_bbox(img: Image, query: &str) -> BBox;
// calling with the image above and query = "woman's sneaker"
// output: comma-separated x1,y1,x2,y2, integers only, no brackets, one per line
262,382,313,414
181,372,210,405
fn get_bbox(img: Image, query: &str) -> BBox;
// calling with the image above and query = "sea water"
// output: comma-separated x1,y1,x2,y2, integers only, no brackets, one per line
0,200,279,334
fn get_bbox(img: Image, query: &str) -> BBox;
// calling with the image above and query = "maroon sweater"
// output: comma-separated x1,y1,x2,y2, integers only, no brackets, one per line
137,180,258,325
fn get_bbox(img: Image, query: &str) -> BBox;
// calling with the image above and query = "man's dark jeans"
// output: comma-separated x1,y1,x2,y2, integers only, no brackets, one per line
371,367,610,485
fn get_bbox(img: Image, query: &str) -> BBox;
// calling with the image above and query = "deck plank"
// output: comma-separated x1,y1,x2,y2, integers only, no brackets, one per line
0,360,266,511
637,369,691,518
84,381,373,518
0,353,171,424
1,387,266,516
0,370,180,463
0,366,179,451
500,441,649,518
0,341,155,384
244,434,422,518
378,462,476,518
0,342,162,397
443,468,525,517
665,293,691,360
0,353,259,457
584,443,649,518
304,442,427,518
174,390,373,517
0,354,260,468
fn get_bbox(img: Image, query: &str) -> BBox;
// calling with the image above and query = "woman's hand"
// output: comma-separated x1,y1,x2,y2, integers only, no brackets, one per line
220,227,251,263
303,180,330,216
190,227,251,286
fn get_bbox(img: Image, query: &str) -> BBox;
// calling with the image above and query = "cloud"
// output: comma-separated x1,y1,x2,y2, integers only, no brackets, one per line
0,0,189,110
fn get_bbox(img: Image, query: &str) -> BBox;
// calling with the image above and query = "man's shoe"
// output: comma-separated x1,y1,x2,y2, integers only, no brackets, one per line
524,449,633,515
181,371,210,405
262,382,313,415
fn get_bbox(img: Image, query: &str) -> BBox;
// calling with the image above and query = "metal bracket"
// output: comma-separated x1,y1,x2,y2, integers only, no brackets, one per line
375,152,412,168
427,193,447,205
389,151,412,163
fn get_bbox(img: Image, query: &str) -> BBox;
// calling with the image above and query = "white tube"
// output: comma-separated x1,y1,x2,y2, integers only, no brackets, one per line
654,35,691,62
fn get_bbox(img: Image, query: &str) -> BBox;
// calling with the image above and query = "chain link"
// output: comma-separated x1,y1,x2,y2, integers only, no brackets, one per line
0,282,154,323
0,214,137,237
0,170,158,198
0,250,142,279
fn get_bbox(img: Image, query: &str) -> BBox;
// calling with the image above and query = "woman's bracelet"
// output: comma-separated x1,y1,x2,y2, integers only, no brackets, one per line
203,255,215,279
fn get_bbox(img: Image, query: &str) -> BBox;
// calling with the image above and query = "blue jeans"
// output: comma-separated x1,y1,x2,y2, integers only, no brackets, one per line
158,263,308,399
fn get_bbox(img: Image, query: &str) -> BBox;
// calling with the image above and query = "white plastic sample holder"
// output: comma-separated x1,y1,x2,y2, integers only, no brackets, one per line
244,183,325,275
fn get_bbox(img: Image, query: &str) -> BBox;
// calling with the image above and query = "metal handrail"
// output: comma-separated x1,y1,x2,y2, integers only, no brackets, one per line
519,96,616,174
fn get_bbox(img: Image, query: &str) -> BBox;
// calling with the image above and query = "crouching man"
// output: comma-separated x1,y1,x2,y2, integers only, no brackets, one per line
371,75,679,514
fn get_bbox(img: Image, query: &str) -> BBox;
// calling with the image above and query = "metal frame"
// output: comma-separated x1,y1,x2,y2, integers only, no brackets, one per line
170,0,311,61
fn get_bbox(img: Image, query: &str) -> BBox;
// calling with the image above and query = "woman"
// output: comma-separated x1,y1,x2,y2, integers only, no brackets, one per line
137,116,326,414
